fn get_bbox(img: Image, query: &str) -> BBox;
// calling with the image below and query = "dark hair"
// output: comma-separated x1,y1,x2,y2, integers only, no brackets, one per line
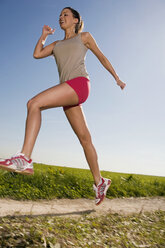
63,7,84,34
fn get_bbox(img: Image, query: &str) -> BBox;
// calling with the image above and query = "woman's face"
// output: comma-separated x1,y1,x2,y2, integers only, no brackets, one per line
59,9,78,31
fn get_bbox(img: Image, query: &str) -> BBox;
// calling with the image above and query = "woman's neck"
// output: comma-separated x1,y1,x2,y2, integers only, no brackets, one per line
64,28,77,40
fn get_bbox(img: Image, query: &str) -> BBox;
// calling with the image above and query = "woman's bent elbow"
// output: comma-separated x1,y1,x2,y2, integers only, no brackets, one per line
33,53,39,59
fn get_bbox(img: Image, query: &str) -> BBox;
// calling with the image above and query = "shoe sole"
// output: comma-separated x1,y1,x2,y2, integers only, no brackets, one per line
96,179,112,206
0,165,34,175
0,165,17,173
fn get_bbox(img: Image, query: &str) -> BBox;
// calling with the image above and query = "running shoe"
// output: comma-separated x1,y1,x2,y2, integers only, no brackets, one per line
0,152,34,175
93,177,111,205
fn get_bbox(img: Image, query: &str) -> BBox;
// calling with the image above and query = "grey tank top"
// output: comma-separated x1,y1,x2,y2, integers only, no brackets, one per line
53,33,89,83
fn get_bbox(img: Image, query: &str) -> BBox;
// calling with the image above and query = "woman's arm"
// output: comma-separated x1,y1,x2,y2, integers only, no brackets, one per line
33,25,56,59
82,32,126,90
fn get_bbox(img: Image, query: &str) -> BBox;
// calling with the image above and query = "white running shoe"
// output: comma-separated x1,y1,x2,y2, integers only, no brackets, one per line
0,152,34,175
93,177,111,205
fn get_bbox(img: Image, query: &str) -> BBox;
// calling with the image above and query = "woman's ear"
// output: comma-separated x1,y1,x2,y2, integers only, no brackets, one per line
74,18,79,24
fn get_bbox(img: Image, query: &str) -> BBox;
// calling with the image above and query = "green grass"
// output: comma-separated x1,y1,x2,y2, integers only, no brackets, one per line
0,210,164,247
0,164,165,247
0,163,164,200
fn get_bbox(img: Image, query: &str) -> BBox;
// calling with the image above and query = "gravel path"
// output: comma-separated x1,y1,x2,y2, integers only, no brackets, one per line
0,197,164,217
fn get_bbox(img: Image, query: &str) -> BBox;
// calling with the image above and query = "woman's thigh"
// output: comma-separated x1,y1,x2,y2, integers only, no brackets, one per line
29,82,79,110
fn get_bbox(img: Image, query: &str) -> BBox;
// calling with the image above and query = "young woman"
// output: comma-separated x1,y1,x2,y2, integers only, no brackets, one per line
0,7,126,205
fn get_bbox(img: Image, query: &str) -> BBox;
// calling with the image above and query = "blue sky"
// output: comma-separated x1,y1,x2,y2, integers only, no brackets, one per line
0,0,165,177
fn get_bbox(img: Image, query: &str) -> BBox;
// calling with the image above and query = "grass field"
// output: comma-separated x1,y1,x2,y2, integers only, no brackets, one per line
0,163,164,200
0,163,165,247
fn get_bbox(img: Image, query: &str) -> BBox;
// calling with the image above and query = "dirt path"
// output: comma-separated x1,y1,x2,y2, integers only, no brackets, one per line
0,197,164,218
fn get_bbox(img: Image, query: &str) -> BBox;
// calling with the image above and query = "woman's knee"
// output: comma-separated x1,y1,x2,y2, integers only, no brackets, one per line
79,131,92,147
27,98,40,112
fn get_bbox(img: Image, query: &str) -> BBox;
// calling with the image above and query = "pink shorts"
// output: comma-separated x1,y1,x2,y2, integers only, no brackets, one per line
63,77,90,111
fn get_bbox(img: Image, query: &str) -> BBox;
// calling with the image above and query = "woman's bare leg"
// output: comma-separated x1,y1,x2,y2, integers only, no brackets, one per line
21,83,79,159
64,105,101,186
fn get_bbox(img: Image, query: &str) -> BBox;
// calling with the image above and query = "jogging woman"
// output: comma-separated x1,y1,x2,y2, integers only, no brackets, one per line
0,7,126,205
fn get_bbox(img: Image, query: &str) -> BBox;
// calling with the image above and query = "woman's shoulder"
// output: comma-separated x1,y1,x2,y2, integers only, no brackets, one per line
81,32,96,49
50,40,60,49
81,32,92,39
81,32,93,45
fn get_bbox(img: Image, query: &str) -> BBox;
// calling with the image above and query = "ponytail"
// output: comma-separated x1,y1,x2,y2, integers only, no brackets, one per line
75,19,84,34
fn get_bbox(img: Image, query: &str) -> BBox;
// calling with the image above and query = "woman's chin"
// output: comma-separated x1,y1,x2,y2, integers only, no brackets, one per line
60,23,66,30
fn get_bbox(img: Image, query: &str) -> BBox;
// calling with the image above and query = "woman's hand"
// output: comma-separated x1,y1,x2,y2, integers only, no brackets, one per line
42,25,55,36
116,78,126,90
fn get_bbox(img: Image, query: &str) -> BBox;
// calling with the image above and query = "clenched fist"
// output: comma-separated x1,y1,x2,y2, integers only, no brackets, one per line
42,25,55,36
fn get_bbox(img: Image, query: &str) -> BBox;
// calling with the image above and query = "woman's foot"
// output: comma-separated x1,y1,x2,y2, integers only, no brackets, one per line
93,177,111,205
0,152,34,175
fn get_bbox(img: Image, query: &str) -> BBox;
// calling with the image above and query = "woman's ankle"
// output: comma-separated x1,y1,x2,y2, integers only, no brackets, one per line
21,150,31,160
94,176,101,186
